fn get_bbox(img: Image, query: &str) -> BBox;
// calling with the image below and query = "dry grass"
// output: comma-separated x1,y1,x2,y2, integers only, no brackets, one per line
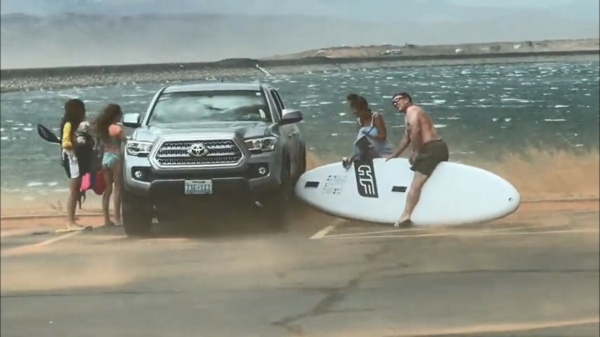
474,148,599,200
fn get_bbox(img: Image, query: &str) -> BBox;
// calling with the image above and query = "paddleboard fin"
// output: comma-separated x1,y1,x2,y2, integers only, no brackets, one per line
304,181,320,188
391,186,407,193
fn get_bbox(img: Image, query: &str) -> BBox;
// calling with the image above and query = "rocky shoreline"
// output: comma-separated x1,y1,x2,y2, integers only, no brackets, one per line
1,50,598,93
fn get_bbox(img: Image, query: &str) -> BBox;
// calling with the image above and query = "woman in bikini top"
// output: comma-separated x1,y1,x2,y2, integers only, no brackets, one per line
352,96,393,158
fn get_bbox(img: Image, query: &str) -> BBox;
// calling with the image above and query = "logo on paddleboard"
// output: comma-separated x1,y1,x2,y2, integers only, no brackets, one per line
353,160,378,198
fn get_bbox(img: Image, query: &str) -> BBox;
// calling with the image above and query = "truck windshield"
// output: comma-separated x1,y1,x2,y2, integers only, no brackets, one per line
148,90,271,124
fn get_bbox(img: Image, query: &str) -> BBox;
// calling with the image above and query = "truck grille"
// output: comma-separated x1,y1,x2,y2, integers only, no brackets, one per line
154,140,243,167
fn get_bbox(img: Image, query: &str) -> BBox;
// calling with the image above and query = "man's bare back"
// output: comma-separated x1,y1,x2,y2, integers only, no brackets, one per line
405,105,441,153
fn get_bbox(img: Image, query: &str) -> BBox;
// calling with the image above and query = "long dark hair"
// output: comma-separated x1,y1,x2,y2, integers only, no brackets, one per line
347,93,359,107
94,104,123,143
60,99,86,144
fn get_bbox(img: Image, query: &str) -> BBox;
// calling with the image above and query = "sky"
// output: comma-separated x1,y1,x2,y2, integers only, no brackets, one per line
1,0,598,68
1,0,597,18
450,0,572,7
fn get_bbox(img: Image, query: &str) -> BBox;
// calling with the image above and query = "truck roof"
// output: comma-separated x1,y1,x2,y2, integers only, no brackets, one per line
162,82,266,94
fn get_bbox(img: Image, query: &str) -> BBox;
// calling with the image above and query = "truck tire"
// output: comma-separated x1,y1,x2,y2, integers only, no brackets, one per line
122,190,153,237
295,145,307,184
261,158,293,231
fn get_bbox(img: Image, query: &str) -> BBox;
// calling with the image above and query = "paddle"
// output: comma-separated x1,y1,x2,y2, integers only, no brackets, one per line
37,124,61,144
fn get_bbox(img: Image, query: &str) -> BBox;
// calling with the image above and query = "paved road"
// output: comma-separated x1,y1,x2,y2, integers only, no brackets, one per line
1,210,598,337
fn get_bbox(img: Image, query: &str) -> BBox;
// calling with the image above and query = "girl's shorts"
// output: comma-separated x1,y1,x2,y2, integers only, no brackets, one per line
102,152,120,169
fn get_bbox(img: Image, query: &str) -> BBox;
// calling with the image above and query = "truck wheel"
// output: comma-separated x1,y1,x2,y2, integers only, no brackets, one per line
291,146,307,187
262,159,293,231
122,190,153,237
297,146,307,181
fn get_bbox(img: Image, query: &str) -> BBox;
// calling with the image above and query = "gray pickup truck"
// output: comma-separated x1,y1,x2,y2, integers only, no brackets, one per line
121,82,306,236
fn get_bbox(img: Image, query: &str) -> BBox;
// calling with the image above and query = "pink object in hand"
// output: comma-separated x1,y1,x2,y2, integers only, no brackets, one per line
80,172,105,195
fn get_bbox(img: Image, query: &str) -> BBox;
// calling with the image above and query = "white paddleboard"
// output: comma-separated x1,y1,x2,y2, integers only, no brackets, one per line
295,158,521,226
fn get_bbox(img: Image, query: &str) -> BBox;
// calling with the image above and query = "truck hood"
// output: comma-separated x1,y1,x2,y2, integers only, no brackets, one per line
132,121,273,143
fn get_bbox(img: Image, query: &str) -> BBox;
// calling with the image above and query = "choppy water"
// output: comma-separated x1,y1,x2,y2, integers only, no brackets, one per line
1,61,598,195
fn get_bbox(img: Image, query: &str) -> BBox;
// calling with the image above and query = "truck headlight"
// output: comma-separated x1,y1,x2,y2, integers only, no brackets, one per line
245,136,277,152
126,141,153,156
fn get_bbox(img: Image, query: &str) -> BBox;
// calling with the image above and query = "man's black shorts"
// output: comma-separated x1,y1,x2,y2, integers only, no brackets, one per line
411,139,449,177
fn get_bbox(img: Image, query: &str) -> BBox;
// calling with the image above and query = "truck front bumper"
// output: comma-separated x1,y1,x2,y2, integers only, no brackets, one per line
123,151,283,205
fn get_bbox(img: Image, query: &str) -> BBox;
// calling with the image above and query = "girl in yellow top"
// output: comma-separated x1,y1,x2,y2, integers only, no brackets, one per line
60,99,87,230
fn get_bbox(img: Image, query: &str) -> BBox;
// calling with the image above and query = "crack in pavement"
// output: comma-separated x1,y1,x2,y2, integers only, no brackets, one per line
270,241,599,336
271,244,391,334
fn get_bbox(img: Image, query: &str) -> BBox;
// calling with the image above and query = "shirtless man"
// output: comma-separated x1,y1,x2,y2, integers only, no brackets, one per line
385,92,449,227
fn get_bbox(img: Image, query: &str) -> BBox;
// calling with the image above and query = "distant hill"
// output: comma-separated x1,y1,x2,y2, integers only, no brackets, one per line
267,39,600,60
1,11,598,69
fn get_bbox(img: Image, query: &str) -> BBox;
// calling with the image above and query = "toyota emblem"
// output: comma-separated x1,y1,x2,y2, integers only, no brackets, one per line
187,143,209,157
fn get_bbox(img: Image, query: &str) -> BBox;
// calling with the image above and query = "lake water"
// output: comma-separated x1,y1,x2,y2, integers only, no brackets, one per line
1,60,598,196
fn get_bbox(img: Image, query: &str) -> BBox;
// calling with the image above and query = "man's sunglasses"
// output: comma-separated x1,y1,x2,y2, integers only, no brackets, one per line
391,96,405,106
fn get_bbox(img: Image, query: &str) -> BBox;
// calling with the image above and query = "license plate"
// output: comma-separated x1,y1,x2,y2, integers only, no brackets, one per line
184,180,213,195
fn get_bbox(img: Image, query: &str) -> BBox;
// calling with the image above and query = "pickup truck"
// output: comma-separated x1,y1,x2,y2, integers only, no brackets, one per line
121,82,306,236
